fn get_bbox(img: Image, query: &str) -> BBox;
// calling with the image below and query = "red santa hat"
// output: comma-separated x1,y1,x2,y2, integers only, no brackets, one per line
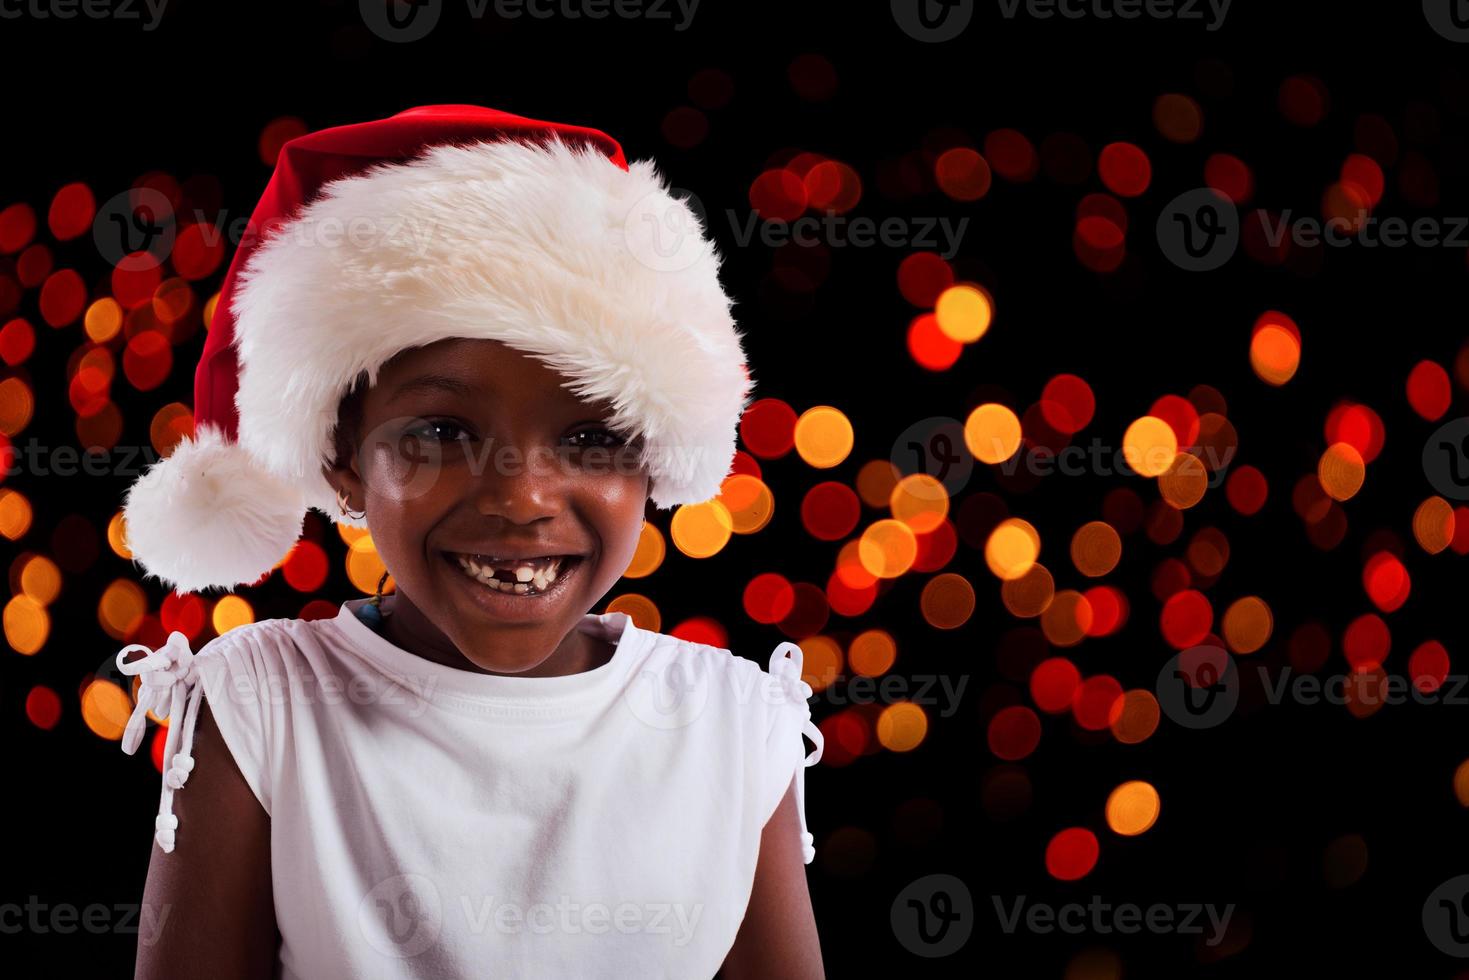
121,105,752,595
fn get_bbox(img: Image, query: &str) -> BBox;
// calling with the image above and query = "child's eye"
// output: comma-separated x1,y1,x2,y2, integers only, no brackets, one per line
405,418,472,444
567,427,629,450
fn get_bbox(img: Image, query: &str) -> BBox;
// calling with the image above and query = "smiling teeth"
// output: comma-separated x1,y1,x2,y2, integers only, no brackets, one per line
453,554,565,594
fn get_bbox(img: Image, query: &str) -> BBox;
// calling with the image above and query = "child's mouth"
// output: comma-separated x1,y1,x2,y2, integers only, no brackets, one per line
441,552,582,599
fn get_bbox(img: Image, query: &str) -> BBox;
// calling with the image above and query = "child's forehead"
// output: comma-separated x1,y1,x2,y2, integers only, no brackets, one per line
375,338,611,413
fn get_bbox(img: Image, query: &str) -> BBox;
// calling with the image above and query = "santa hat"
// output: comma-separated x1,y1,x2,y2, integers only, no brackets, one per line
121,105,753,595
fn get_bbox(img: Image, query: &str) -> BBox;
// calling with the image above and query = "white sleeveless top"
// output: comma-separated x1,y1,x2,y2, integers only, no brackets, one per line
115,598,822,979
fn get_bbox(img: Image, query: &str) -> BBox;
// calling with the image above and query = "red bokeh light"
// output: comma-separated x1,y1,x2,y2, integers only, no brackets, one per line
1342,613,1390,672
1160,589,1213,649
1030,657,1082,714
739,398,799,458
1406,360,1452,422
987,705,1042,761
1040,374,1096,434
1098,142,1151,197
1046,827,1100,881
744,572,797,624
1408,641,1450,693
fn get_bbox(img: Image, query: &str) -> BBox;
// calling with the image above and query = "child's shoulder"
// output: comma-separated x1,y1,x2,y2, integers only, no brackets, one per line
188,611,336,680
634,627,802,712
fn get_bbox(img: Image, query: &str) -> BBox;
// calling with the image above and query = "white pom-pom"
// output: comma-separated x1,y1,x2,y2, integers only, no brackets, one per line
154,813,179,852
122,422,306,594
165,754,195,789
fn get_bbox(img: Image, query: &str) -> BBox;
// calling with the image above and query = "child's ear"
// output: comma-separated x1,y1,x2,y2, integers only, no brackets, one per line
321,453,366,511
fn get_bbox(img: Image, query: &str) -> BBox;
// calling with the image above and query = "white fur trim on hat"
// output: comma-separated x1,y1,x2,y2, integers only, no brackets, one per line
232,135,752,519
122,422,307,595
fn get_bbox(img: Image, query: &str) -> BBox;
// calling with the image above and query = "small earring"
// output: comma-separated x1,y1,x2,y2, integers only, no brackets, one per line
336,488,366,520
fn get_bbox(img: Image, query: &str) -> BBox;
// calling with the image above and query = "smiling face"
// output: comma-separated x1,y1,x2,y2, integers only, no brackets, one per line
322,338,651,676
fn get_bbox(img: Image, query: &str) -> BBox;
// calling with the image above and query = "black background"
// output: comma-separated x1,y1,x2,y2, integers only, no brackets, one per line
6,1,1469,976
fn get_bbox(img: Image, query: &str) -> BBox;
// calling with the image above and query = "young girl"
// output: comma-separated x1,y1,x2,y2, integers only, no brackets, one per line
113,105,824,979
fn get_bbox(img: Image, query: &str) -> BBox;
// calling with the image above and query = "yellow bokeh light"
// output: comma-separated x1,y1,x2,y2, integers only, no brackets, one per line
848,629,897,676
4,594,49,654
876,701,929,752
889,473,949,534
0,488,33,541
858,519,919,578
717,474,775,535
212,594,255,635
985,518,1040,580
337,522,372,546
98,578,147,641
1250,324,1301,386
934,283,993,343
1455,759,1469,808
1105,780,1161,836
148,402,194,458
1413,496,1455,555
670,500,734,558
1158,452,1207,509
0,377,34,435
1222,595,1273,654
346,536,395,595
84,297,124,342
624,521,667,578
606,592,661,633
1123,416,1178,477
795,636,844,693
1070,521,1121,577
108,511,132,558
964,403,1022,464
81,679,132,741
793,406,853,469
18,554,61,605
1318,442,1365,501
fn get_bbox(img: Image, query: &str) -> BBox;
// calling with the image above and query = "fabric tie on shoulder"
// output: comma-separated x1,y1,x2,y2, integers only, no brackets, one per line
116,631,207,854
766,641,824,865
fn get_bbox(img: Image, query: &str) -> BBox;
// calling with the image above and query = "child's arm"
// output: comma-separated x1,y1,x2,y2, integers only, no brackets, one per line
718,776,826,980
133,700,277,979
